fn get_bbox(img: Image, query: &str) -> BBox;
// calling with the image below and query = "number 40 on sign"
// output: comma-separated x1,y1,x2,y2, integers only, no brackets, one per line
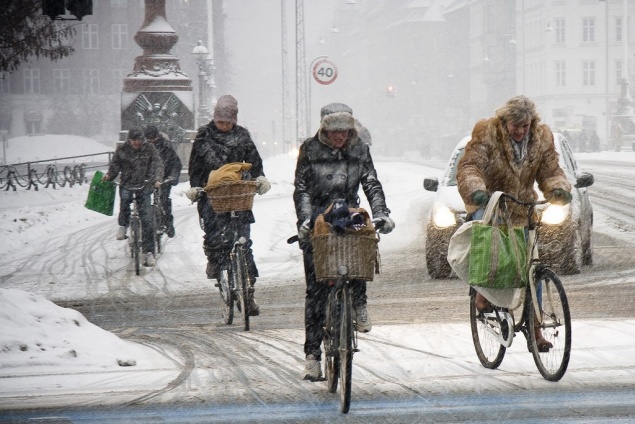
312,59,338,85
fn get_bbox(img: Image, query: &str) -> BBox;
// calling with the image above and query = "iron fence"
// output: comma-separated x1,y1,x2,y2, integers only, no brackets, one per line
0,152,113,191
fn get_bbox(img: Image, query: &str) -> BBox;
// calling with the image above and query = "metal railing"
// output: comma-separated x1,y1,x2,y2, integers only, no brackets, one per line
0,152,113,191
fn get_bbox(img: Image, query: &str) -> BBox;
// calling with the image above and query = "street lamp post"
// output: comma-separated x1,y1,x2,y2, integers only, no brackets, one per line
192,40,210,128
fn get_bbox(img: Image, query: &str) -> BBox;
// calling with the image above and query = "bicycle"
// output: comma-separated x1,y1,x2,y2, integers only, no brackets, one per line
115,182,147,275
469,192,572,381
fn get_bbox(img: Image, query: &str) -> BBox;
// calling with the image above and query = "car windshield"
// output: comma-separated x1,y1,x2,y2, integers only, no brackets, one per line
445,148,465,186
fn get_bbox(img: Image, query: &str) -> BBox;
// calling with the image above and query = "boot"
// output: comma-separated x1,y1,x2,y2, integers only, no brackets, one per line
534,323,553,352
475,292,492,313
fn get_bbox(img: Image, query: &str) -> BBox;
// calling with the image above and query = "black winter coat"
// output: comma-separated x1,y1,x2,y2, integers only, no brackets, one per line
107,141,163,188
152,136,182,185
293,134,390,225
189,121,265,188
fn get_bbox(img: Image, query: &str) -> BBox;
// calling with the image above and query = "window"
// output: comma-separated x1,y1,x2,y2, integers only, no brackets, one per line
111,24,127,49
82,24,99,49
616,60,622,84
53,69,70,94
23,69,40,94
582,18,595,42
0,73,10,94
83,69,100,94
616,17,622,42
582,61,595,86
554,18,565,43
555,61,566,86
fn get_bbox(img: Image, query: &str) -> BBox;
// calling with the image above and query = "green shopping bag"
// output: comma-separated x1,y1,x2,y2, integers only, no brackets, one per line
468,222,527,289
85,171,116,216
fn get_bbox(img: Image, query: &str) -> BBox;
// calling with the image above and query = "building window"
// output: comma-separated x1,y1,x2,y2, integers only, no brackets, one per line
83,69,100,94
616,60,622,84
0,73,10,94
615,17,622,42
554,18,565,43
82,24,99,49
53,69,70,94
582,61,595,86
111,24,128,49
582,18,595,42
555,61,566,87
23,68,40,94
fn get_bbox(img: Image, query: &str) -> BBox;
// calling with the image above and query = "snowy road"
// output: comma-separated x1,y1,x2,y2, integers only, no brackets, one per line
1,154,635,421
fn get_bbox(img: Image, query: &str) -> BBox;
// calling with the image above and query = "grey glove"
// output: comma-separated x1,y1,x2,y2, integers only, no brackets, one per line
256,176,271,195
549,188,572,205
186,187,203,202
298,219,311,242
375,216,395,234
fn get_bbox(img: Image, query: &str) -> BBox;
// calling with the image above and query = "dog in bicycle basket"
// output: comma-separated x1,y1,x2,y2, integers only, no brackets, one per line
311,199,379,281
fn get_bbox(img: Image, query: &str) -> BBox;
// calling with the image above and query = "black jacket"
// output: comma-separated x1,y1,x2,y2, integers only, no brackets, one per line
189,121,265,188
152,136,182,185
293,134,390,225
107,141,163,189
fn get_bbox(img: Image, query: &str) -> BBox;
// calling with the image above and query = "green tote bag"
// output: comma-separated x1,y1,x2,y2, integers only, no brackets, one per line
85,171,116,216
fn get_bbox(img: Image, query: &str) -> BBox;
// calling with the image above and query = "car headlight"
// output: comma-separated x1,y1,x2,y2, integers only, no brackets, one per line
542,203,569,225
432,204,456,228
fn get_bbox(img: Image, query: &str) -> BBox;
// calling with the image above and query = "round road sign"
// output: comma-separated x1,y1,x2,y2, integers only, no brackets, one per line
312,59,338,85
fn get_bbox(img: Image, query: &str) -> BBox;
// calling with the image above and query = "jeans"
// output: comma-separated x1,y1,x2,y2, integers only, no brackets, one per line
300,241,367,361
118,187,155,254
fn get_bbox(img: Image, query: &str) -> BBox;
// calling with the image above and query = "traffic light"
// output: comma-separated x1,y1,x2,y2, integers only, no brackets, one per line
66,0,93,21
386,85,397,97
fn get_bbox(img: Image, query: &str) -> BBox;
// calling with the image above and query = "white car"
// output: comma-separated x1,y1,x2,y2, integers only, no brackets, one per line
423,133,594,278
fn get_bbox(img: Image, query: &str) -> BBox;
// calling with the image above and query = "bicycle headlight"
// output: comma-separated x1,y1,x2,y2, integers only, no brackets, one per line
432,204,457,228
542,203,569,225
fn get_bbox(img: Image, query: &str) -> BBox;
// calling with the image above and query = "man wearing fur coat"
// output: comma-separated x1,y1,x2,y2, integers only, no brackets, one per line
457,95,572,352
293,105,394,381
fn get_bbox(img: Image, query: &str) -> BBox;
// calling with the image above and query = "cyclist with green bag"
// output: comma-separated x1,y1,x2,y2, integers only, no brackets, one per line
456,95,572,351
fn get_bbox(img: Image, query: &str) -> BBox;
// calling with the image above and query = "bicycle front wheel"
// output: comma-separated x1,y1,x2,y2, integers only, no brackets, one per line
528,267,571,381
469,288,506,369
339,284,353,414
218,269,234,324
324,287,339,394
232,247,251,331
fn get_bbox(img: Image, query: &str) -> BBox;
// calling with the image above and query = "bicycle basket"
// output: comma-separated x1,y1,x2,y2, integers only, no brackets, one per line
206,180,258,213
312,233,379,281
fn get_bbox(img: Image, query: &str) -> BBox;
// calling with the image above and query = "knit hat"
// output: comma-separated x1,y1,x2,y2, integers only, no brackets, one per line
144,125,160,140
320,111,355,132
320,103,353,119
127,128,145,141
214,94,239,124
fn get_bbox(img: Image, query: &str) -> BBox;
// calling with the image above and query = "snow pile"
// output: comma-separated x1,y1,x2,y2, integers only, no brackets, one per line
0,288,152,370
6,134,113,164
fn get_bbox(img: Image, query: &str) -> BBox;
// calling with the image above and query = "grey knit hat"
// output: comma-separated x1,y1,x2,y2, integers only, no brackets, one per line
214,94,239,124
320,111,355,132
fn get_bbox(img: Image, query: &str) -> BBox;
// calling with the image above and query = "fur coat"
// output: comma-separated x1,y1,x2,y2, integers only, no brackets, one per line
457,117,571,226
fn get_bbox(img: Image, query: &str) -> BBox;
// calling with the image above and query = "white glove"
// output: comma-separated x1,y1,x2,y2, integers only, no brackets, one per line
298,219,311,242
186,187,203,202
256,176,271,195
375,216,395,234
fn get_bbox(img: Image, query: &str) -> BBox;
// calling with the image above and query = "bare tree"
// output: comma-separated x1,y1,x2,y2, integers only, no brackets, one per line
0,0,77,74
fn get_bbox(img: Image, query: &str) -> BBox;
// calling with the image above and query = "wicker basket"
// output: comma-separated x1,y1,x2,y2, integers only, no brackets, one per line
312,233,378,281
206,180,258,212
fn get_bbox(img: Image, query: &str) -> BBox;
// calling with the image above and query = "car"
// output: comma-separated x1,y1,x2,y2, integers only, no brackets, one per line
423,132,594,278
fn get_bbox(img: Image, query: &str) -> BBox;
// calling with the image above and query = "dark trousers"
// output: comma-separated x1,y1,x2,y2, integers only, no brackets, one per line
301,242,367,361
197,198,259,279
118,187,155,254
158,185,174,229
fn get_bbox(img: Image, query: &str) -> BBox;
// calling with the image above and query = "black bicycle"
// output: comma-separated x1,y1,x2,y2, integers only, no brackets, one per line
119,183,146,275
470,192,572,381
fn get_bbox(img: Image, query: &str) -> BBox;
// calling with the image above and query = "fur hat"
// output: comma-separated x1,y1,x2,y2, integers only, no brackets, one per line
214,94,239,124
320,103,353,119
320,111,355,132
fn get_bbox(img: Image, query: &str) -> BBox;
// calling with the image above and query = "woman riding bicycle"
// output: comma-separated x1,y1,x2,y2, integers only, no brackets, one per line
456,95,572,351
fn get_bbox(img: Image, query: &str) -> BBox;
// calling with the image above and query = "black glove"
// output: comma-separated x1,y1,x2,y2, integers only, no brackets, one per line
549,188,572,205
471,190,489,206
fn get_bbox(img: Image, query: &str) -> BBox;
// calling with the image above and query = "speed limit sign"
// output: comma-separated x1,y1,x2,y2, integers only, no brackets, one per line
312,59,338,85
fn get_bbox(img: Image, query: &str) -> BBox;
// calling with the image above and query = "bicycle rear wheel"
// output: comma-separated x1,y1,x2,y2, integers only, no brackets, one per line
218,269,234,324
131,220,141,275
233,248,250,331
528,267,571,381
339,284,353,414
153,206,163,254
469,288,506,369
324,287,339,394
